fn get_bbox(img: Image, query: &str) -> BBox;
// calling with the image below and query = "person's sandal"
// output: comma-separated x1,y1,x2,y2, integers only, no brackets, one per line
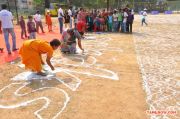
13,48,19,52
36,72,47,76
8,51,11,55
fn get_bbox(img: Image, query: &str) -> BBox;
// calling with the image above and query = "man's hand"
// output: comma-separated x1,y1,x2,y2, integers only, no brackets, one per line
82,48,84,53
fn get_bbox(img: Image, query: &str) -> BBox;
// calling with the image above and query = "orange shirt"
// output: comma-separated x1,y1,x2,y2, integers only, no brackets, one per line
19,39,53,72
46,14,52,25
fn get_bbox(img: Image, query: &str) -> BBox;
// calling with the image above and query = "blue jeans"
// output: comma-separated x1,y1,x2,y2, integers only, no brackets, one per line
118,21,123,31
142,18,148,26
123,22,127,32
3,28,16,52
113,21,119,32
58,17,63,34
70,17,73,28
29,32,36,39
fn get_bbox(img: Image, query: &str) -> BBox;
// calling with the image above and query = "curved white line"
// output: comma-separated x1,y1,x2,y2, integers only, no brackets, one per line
0,82,70,119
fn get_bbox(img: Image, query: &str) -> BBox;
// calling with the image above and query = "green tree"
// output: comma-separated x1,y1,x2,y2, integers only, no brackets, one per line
34,0,43,5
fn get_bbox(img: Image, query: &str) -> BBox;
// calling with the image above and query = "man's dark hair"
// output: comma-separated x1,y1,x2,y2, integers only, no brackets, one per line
50,39,61,47
67,28,75,35
1,4,7,9
28,15,32,19
80,8,83,11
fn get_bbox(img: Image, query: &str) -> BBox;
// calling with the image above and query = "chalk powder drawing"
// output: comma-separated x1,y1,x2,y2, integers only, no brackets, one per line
0,36,122,119
133,27,180,119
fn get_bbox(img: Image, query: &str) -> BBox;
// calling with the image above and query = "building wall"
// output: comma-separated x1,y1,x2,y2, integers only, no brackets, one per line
17,0,33,9
0,0,33,10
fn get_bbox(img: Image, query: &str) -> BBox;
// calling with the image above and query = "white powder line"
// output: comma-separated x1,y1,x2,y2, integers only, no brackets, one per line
55,70,82,91
133,28,179,119
59,68,119,81
7,35,119,119
0,82,70,119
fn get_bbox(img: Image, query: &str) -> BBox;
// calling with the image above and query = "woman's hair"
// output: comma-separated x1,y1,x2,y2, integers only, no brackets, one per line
50,39,61,47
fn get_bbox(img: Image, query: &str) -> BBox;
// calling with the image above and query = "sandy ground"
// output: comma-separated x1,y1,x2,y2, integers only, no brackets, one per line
0,14,179,119
133,14,180,119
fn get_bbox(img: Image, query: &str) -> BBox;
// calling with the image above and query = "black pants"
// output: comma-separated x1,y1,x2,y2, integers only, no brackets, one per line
142,18,148,26
127,22,133,33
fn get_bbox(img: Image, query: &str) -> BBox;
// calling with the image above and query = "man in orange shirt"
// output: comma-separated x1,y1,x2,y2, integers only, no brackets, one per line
19,39,61,76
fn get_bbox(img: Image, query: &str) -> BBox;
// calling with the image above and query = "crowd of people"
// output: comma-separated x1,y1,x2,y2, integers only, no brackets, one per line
61,6,135,34
0,3,148,76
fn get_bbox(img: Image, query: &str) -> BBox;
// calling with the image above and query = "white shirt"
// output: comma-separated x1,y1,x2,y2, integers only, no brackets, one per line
123,12,128,23
58,8,64,18
113,13,118,21
34,14,42,22
142,11,147,19
68,9,72,17
0,10,13,28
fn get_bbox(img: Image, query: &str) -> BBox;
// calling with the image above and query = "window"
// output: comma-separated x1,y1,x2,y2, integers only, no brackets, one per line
21,0,27,3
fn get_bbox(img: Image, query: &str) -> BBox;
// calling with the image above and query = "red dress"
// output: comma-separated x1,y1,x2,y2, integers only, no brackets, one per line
45,14,52,31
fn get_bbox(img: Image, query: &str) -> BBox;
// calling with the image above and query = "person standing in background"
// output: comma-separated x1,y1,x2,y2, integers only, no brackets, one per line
86,13,94,32
34,10,45,33
0,4,18,55
107,12,113,32
142,8,148,26
113,9,118,32
68,6,73,29
64,10,70,29
58,5,64,34
19,16,27,39
122,8,128,33
27,16,36,39
127,10,134,33
117,9,123,32
45,10,52,32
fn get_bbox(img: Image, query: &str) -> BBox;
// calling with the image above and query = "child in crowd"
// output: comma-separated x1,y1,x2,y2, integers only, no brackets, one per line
93,16,100,32
64,10,70,29
127,10,134,33
27,16,36,39
107,12,113,32
45,11,52,32
19,16,27,39
142,8,148,26
99,15,105,31
113,9,118,32
118,9,123,32
86,13,94,32
122,8,128,32
34,10,45,33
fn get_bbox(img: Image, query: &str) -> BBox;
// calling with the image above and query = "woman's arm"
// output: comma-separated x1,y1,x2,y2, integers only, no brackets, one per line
40,54,45,65
46,56,54,70
77,39,84,51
